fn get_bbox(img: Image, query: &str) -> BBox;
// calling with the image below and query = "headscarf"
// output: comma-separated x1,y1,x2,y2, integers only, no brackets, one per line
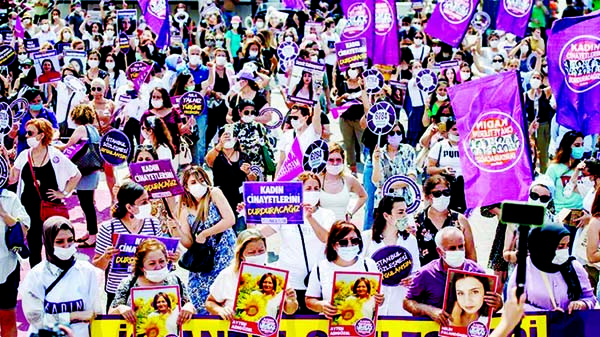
528,224,583,301
42,216,76,270
165,54,183,72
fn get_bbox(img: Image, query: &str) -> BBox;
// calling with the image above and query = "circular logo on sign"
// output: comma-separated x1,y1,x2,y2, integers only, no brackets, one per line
467,321,488,337
149,0,167,19
471,11,491,32
9,98,29,121
0,45,16,67
249,165,264,181
303,140,329,174
440,0,474,24
100,129,131,165
372,246,414,286
526,53,538,72
343,3,372,39
260,107,284,130
0,155,9,189
559,35,600,93
257,316,278,336
179,91,205,115
0,103,12,134
464,111,525,173
119,33,130,54
367,101,396,135
362,69,385,94
503,0,533,17
354,318,375,336
382,175,421,213
375,1,394,36
416,69,438,93
277,41,299,61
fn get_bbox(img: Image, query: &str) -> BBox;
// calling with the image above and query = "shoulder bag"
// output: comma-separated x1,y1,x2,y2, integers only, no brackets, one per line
71,125,104,176
178,215,224,273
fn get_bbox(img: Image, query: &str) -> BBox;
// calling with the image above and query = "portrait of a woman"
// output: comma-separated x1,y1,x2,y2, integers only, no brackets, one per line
253,272,283,318
445,272,494,327
147,291,179,336
291,70,314,101
37,59,61,83
351,277,376,319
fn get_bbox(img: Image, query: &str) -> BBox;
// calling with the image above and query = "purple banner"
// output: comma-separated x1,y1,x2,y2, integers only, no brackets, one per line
341,0,375,55
126,61,153,91
111,234,179,273
372,0,400,65
335,38,368,72
282,0,307,10
496,0,534,37
243,182,304,225
129,159,184,199
275,138,304,182
138,0,170,48
447,71,532,208
547,12,600,136
424,0,479,48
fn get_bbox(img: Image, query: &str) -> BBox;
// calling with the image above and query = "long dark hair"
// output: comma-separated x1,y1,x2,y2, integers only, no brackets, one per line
112,181,146,219
373,196,409,244
292,70,313,99
554,130,584,168
170,73,193,97
142,116,176,159
445,272,492,317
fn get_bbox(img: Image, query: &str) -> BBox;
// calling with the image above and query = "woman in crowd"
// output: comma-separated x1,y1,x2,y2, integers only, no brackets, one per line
232,100,273,175
85,50,109,90
320,143,367,221
206,229,299,319
363,196,420,315
277,103,322,171
414,175,476,266
142,87,187,153
175,166,236,313
103,53,127,100
93,182,163,311
227,71,269,124
140,116,178,170
10,88,59,155
305,221,385,317
109,239,195,326
259,172,335,313
524,71,555,174
206,48,235,145
21,217,99,337
9,119,81,267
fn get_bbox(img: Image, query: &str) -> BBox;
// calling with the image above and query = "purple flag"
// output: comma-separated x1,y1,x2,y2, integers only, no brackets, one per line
372,0,400,65
275,138,304,182
14,16,24,39
448,71,533,208
424,0,479,48
341,0,375,56
496,0,534,37
547,12,600,136
126,61,153,91
138,0,170,48
282,0,307,10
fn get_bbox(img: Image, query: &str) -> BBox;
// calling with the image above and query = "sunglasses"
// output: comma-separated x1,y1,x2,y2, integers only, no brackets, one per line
389,130,403,136
243,109,258,116
530,192,551,203
328,158,343,164
137,157,154,162
91,87,103,92
492,59,503,63
26,131,38,137
431,189,451,198
18,52,27,55
338,238,361,247
289,116,299,121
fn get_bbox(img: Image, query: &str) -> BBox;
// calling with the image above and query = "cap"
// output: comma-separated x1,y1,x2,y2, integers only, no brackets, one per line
237,70,256,82
231,16,241,24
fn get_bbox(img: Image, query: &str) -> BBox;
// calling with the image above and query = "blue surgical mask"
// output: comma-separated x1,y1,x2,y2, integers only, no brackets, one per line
30,103,43,111
572,146,585,160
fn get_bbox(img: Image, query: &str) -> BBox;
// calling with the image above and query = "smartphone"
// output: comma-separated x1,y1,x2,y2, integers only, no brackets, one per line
500,201,545,226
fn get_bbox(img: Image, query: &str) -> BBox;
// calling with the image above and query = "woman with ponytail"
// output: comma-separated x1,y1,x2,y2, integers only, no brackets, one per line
91,181,162,312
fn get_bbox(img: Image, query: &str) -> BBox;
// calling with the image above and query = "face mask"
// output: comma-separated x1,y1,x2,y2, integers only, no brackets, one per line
54,245,77,260
440,116,449,123
489,40,499,48
304,191,320,206
134,203,153,219
255,22,265,29
520,45,529,55
432,46,442,54
177,8,185,13
224,139,236,149
88,60,100,68
326,164,344,175
572,146,585,160
206,40,215,47
310,56,318,62
64,33,71,40
216,56,227,66
414,38,423,46
241,115,255,123
189,183,208,199
147,44,155,54
245,253,268,266
542,66,548,74
448,133,459,142
337,245,360,262
109,5,116,11
41,24,49,32
388,134,403,146
552,248,570,265
347,69,358,79
285,36,293,42
460,71,470,80
105,62,115,70
185,85,195,92
105,30,114,38
189,55,201,65
436,94,447,101
151,99,163,109
11,20,16,26
27,137,40,148
290,118,304,130
444,250,465,267
413,24,422,31
492,62,503,71
145,266,169,283
30,103,43,111
215,40,224,48
395,217,409,232
530,78,541,89
18,54,27,62
249,50,259,58
431,195,451,211
232,23,240,29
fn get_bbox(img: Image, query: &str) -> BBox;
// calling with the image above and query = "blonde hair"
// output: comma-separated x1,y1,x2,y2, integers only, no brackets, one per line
71,103,96,125
234,229,266,272
180,166,213,222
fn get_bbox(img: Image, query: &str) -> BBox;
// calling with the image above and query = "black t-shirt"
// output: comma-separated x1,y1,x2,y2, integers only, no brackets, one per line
337,83,363,121
68,13,84,39
213,151,250,215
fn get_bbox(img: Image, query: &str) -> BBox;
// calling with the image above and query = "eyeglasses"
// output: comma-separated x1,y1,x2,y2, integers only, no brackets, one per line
338,238,361,247
18,52,26,55
243,109,258,116
91,87,103,92
529,192,551,203
431,189,451,198
216,39,224,42
289,116,299,121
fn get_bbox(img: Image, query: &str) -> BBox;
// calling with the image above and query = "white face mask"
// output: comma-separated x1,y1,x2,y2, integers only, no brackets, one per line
310,56,318,62
255,22,265,29
552,248,570,265
249,50,259,58
530,78,541,89
245,252,268,266
492,62,503,71
189,183,208,199
151,99,163,109
448,133,459,142
414,38,423,46
337,245,360,262
241,115,255,123
413,24,422,31
460,71,471,80
105,62,115,70
134,203,152,219
326,164,344,175
27,137,40,148
489,40,499,48
388,134,402,146
88,60,100,68
105,30,115,38
54,245,77,260
41,24,49,32
109,5,116,11
64,33,71,40
145,266,169,283
232,23,240,29
443,250,465,267
542,66,548,73
18,54,27,62
284,36,293,42
90,41,100,50
579,177,596,197
177,8,185,13
436,94,447,101
189,55,201,65
395,217,409,232
224,139,236,149
431,195,451,211
304,191,320,206
290,118,304,130
347,69,358,79
216,56,227,66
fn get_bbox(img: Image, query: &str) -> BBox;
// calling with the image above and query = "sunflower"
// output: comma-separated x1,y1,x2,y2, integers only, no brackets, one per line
235,292,267,322
368,278,379,295
138,315,167,337
334,297,363,326
134,298,146,311
168,293,178,309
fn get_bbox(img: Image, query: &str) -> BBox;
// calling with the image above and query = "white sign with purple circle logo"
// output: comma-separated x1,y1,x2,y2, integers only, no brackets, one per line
416,68,439,93
367,101,396,135
362,69,385,94
277,41,299,61
382,175,421,213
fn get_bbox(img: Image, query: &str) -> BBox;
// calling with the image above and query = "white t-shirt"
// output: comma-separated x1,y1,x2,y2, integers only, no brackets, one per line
278,126,320,158
408,44,431,62
428,139,462,176
209,265,238,310
271,207,335,290
322,32,340,65
305,257,379,302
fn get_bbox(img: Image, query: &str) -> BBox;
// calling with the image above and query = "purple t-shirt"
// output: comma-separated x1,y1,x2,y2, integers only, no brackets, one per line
405,258,484,313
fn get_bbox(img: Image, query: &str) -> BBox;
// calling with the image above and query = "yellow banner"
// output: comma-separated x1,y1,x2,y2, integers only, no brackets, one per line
91,314,547,337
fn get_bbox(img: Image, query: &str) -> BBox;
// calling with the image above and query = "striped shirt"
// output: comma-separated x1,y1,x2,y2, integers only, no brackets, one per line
95,218,161,294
